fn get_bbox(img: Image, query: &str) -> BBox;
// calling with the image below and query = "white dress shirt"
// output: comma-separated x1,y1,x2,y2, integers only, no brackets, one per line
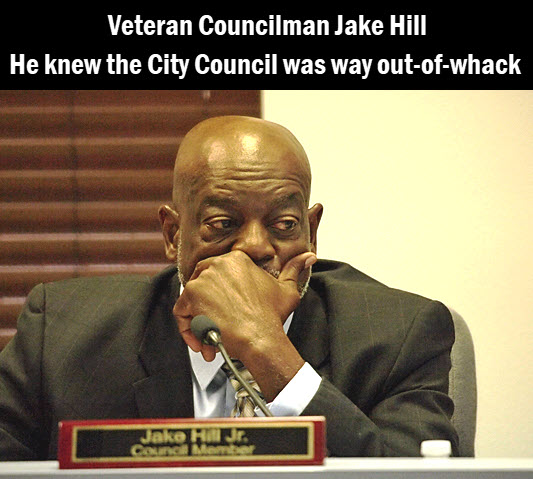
187,312,322,417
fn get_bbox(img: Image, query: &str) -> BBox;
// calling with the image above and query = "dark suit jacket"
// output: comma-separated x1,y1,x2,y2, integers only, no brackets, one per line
0,260,458,459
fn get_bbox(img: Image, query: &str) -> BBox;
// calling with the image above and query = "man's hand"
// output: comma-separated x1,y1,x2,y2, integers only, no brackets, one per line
174,250,316,399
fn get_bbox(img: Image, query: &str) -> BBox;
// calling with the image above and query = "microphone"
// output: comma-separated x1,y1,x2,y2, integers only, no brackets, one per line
191,314,222,347
190,315,273,417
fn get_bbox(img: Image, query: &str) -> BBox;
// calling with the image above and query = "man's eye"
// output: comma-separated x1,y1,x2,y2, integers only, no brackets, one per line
272,219,298,231
208,219,235,230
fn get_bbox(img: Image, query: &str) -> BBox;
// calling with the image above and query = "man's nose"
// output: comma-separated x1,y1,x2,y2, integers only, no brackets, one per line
231,221,275,262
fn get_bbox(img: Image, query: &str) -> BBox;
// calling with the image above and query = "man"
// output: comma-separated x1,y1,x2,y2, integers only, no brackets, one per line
0,116,458,459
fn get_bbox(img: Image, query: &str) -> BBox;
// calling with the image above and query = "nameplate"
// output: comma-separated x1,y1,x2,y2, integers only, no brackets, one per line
58,416,326,468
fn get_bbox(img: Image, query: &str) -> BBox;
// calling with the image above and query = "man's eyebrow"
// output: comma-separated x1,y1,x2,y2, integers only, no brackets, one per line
270,192,306,210
200,196,238,209
198,193,304,208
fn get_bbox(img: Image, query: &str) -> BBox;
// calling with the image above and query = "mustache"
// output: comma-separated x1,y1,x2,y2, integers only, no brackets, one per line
256,259,311,298
256,261,280,279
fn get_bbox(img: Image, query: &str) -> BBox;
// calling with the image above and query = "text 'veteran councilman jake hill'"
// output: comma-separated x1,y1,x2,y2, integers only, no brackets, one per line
108,14,427,37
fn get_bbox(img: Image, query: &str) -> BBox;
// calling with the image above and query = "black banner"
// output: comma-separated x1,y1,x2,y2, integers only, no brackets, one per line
1,5,529,89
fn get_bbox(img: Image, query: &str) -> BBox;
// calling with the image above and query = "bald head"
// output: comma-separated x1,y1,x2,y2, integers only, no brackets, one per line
159,115,323,287
172,116,312,207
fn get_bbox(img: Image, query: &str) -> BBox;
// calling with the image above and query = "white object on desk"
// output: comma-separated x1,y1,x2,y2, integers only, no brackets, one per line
420,440,452,458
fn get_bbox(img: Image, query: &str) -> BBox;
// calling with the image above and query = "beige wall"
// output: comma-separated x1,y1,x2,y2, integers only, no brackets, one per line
263,90,533,457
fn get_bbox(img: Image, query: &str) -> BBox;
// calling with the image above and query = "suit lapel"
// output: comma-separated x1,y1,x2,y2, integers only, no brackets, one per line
134,268,194,418
289,282,329,373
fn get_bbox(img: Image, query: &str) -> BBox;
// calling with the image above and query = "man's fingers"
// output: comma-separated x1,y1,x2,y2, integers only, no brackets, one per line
178,317,202,350
278,252,317,284
188,254,225,282
188,260,210,282
179,318,218,362
200,345,217,362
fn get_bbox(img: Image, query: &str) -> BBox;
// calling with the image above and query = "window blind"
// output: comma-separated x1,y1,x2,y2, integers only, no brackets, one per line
0,90,261,350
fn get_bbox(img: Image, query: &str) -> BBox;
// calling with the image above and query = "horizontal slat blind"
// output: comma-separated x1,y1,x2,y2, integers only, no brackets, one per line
0,90,261,350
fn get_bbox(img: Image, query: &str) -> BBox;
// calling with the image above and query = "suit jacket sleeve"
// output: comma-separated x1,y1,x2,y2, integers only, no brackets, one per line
301,299,459,457
0,284,49,460
0,268,184,461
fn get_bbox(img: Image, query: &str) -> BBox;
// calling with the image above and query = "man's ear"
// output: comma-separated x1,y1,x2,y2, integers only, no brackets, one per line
307,203,323,254
158,204,180,261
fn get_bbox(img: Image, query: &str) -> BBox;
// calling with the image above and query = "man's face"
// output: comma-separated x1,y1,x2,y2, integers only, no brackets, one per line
161,121,321,293
176,176,313,290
